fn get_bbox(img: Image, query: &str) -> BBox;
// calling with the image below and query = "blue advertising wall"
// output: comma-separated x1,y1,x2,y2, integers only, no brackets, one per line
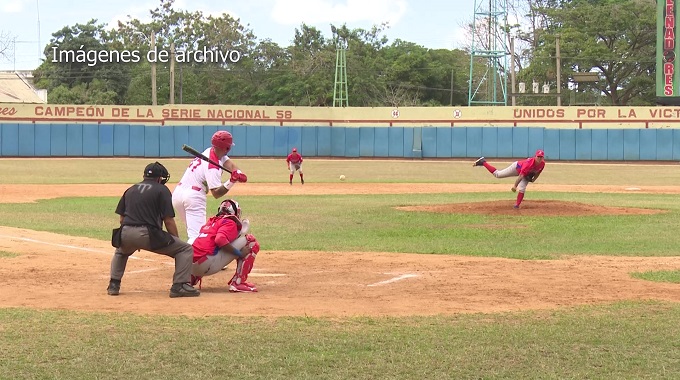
1,123,679,160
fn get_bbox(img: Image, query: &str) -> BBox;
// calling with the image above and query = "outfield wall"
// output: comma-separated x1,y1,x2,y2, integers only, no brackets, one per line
1,123,680,160
2,104,680,160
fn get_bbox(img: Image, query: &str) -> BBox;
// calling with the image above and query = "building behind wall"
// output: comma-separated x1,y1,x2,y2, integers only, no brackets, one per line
0,71,46,103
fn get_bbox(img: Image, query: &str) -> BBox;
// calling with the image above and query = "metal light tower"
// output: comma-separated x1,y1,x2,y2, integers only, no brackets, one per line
333,31,349,107
468,0,509,106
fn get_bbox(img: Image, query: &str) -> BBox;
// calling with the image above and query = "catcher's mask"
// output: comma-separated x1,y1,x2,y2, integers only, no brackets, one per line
218,199,241,219
143,161,170,184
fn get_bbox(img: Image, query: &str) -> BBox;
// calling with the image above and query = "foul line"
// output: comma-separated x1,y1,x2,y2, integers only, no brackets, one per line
367,273,418,287
0,234,169,264
0,234,284,276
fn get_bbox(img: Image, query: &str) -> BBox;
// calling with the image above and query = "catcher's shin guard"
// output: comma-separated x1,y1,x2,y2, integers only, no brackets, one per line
229,235,260,292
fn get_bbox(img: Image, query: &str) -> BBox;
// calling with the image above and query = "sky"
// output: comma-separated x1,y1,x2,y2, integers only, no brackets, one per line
0,0,475,71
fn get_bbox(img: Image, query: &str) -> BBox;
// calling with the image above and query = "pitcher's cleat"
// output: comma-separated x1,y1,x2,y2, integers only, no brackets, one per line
473,157,486,167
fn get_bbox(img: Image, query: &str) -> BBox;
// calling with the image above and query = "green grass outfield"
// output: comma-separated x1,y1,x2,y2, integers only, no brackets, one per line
1,158,679,379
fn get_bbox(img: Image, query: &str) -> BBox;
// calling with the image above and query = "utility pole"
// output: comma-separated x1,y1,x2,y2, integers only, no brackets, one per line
151,33,157,106
36,0,41,58
556,34,562,106
450,67,454,106
510,36,516,106
179,64,183,104
169,42,175,104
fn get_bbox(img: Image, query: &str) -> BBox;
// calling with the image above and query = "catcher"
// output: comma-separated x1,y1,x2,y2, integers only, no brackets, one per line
472,149,545,209
286,147,304,185
191,199,261,293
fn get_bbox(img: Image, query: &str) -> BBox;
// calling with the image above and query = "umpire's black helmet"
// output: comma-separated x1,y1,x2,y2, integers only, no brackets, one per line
143,162,170,184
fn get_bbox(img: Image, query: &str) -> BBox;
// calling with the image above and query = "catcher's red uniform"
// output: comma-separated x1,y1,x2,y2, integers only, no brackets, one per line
192,215,241,264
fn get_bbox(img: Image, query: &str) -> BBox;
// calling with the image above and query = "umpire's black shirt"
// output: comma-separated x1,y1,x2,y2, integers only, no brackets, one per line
116,179,175,229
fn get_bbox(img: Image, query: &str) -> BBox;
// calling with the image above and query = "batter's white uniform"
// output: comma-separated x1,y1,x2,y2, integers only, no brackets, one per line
172,147,230,244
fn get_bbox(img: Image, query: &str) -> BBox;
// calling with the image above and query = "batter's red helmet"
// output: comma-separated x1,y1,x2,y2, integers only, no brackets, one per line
212,131,234,150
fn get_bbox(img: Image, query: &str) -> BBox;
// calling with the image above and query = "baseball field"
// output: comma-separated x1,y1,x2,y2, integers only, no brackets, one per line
1,157,680,379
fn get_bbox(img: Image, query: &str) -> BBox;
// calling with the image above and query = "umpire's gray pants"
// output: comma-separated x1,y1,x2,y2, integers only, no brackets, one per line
110,225,193,285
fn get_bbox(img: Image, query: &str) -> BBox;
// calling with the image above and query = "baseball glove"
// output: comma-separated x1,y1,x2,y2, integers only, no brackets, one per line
525,174,537,182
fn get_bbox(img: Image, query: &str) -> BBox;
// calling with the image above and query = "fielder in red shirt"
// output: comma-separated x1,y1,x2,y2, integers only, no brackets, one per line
472,149,546,209
191,199,260,292
286,147,304,185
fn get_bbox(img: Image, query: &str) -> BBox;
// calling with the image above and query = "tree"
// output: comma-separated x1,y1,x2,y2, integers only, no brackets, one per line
530,0,656,105
33,20,130,104
114,0,260,104
33,0,475,106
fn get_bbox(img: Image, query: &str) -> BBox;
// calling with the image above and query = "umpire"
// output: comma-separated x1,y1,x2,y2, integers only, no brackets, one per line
107,162,200,298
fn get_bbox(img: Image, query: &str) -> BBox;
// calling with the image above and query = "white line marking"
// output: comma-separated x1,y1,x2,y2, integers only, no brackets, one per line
0,234,167,264
0,234,291,277
127,268,164,274
367,273,418,287
248,273,286,277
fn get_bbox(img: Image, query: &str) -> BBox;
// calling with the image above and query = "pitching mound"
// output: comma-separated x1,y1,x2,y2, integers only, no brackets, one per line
396,200,666,216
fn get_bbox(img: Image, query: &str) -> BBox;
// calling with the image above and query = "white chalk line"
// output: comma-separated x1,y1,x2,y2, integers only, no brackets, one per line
0,234,170,265
248,273,286,277
0,233,287,277
367,273,418,287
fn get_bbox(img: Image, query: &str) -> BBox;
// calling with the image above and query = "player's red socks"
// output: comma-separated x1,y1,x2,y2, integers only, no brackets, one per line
289,174,293,182
483,162,496,174
515,192,524,207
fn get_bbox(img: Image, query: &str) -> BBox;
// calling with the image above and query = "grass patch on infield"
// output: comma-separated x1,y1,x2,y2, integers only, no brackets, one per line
631,270,680,283
0,192,677,259
1,301,679,379
0,250,18,258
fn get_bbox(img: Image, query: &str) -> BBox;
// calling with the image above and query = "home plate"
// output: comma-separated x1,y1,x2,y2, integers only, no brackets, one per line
625,187,641,191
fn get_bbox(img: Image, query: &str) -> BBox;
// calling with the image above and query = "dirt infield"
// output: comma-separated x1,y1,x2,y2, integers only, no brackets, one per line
1,182,679,317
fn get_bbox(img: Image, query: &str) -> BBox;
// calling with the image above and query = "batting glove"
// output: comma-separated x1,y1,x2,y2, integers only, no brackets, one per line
231,170,247,183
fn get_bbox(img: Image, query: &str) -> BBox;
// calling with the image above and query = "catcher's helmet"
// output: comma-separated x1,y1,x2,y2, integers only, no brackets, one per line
212,130,234,151
218,199,241,219
143,162,170,184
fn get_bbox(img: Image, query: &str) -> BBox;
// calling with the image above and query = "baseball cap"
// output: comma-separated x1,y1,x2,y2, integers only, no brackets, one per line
535,149,545,157
292,147,297,152
143,161,170,184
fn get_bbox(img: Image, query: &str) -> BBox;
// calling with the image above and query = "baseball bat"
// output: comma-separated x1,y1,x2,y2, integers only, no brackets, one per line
182,144,232,173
